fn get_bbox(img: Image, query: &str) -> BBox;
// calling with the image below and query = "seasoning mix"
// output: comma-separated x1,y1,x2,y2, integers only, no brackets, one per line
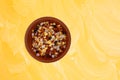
32,21,67,58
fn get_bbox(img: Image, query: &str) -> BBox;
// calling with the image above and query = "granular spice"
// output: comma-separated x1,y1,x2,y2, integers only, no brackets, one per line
31,21,67,59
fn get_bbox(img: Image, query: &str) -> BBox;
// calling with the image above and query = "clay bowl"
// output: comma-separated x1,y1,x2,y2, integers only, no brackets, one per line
25,17,71,63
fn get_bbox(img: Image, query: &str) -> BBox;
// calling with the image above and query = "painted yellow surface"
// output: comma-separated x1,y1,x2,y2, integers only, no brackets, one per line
0,0,120,80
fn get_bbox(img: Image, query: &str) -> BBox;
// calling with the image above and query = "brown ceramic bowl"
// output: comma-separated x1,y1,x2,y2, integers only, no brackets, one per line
25,17,71,63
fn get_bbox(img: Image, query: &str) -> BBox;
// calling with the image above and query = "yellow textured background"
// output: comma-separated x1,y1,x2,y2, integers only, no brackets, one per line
0,0,120,80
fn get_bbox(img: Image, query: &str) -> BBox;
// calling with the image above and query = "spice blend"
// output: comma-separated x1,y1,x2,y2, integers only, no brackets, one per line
32,21,67,59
